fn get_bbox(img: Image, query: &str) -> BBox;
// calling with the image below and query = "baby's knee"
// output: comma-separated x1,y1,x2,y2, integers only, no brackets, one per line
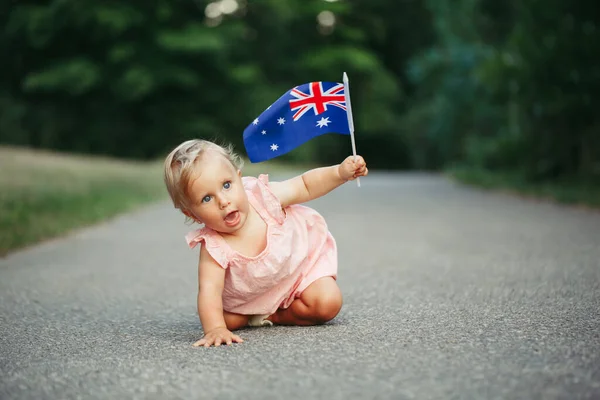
311,291,343,323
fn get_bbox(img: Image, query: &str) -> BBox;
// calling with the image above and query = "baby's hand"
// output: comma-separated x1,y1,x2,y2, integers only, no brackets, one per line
339,155,368,181
193,327,244,348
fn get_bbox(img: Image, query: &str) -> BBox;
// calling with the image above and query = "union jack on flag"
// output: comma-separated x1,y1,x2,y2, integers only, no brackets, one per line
289,82,347,121
243,81,351,163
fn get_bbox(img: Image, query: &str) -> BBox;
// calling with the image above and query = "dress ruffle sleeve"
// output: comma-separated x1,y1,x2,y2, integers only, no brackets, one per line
185,228,230,269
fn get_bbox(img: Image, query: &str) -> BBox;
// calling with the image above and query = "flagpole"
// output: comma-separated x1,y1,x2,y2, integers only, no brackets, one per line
343,72,360,187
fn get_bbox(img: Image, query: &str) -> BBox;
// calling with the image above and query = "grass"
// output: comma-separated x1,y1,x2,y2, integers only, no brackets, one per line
0,146,171,256
0,146,307,256
447,166,600,209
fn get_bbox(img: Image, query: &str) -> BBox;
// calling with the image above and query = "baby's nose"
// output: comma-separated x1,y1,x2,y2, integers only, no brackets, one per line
218,195,230,208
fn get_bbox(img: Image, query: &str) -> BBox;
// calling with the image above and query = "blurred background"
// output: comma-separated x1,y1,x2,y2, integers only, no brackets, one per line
2,0,599,173
1,0,599,254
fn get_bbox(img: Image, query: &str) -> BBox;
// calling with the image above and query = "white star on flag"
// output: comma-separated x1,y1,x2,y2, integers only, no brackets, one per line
277,117,286,125
270,143,279,151
261,130,266,135
253,118,259,125
316,117,331,128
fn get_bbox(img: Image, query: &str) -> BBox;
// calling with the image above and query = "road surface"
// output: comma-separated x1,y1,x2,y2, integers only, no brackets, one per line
1,173,599,399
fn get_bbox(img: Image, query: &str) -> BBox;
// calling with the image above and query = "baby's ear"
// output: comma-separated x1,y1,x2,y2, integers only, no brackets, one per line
183,209,202,223
237,169,242,177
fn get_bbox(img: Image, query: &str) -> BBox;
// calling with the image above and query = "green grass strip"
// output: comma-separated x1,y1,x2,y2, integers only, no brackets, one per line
0,146,167,256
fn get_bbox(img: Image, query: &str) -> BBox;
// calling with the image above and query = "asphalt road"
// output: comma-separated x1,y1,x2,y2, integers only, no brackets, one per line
1,173,599,400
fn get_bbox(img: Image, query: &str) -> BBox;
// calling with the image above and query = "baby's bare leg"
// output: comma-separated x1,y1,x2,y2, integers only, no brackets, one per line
223,312,249,330
269,277,342,326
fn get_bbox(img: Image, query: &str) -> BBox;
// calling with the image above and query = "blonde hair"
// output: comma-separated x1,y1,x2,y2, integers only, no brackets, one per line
163,139,244,215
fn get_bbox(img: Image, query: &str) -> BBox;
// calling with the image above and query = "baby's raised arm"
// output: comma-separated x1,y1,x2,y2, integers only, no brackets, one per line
270,155,368,208
193,246,243,347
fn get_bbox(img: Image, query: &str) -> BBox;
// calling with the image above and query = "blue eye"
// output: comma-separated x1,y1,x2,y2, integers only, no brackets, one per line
223,181,231,189
202,195,211,203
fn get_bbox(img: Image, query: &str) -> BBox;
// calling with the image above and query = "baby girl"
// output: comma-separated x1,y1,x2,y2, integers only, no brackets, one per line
163,139,368,347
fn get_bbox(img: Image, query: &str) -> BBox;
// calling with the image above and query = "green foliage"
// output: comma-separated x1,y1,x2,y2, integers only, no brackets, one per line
0,0,597,184
0,0,428,168
404,0,600,181
23,58,101,95
156,24,224,53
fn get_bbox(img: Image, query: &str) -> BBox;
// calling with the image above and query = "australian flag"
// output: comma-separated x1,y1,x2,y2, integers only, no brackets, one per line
243,81,350,163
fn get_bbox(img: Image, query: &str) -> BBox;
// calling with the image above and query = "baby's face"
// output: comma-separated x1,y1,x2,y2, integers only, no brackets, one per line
186,152,249,234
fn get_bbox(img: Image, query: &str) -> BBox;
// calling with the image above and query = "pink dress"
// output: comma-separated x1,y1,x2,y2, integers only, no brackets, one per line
185,174,338,315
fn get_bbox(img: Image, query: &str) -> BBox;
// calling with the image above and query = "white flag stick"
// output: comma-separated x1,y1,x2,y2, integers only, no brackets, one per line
343,72,360,187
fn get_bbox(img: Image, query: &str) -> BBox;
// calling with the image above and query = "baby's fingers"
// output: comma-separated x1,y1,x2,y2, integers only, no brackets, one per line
353,155,365,166
355,167,368,177
231,334,244,343
193,333,244,348
197,335,216,347
222,334,243,346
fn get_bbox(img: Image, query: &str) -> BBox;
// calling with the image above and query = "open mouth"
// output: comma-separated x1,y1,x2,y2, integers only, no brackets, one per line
224,210,240,227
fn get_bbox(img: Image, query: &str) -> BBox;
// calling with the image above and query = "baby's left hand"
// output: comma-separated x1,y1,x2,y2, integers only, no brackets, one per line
339,155,368,181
